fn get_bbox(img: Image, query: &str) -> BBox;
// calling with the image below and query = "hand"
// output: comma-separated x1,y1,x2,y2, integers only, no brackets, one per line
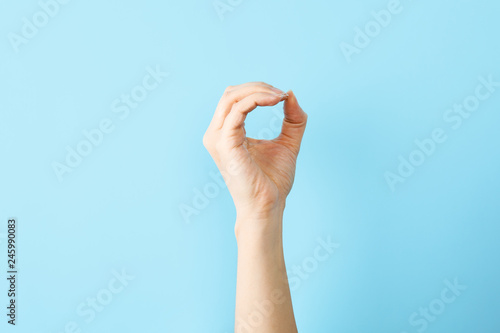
203,82,307,232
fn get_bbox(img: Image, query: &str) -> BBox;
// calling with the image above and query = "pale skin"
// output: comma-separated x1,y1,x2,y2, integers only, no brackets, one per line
203,82,307,332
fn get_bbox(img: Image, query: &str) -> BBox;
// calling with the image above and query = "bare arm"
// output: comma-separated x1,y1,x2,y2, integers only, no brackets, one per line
203,82,307,332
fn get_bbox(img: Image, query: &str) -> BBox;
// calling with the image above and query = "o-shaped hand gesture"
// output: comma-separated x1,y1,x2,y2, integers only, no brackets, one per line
203,82,307,230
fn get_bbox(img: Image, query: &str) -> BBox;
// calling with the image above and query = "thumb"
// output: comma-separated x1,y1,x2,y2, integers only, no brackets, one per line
279,90,308,150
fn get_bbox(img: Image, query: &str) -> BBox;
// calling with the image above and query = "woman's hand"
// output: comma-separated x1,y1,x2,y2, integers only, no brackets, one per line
203,82,307,233
204,82,306,332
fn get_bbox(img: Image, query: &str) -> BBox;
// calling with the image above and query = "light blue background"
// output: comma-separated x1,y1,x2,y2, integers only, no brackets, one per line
1,0,499,332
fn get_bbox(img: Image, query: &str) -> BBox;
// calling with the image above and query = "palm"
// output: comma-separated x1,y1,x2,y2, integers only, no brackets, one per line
223,136,299,215
245,138,297,197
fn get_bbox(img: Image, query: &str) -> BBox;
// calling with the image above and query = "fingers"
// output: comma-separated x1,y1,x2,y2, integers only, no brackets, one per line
221,92,288,148
278,90,308,150
209,82,284,131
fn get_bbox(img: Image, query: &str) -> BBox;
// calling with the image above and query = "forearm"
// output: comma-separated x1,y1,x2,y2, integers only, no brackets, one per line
234,213,297,333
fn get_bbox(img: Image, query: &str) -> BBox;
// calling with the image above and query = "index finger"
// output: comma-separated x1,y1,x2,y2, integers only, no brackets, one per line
208,82,284,131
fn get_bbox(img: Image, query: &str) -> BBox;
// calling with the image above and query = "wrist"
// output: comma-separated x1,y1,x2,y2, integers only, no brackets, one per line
234,208,284,245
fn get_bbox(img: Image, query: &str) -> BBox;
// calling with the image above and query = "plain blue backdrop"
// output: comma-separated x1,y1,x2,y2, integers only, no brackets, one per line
1,0,499,332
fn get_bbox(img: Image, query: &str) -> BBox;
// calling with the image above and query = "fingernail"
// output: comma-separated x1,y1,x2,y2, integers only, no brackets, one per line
278,93,289,101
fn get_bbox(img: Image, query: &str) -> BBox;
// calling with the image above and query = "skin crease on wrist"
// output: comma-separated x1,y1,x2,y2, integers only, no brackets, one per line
203,82,307,332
